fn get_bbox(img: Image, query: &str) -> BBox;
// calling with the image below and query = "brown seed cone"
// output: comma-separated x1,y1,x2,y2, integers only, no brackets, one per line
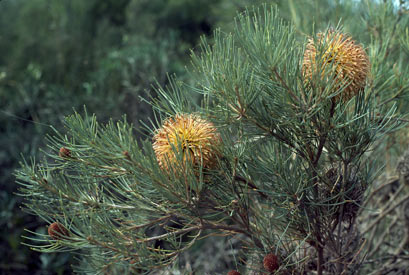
122,150,131,160
59,147,71,158
302,30,370,102
227,271,241,275
152,114,221,172
48,222,69,240
263,253,279,273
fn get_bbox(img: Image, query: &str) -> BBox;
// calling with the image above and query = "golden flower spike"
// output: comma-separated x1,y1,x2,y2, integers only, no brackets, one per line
153,114,221,172
302,30,370,102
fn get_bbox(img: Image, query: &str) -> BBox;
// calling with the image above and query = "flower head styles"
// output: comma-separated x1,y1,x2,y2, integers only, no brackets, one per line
302,30,370,102
153,114,221,171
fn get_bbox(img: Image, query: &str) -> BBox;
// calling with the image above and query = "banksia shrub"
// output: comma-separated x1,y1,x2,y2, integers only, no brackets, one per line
152,114,221,171
302,29,370,102
16,4,408,275
263,253,279,273
48,222,69,240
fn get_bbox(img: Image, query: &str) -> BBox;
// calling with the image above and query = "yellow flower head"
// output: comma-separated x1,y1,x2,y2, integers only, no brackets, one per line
152,114,221,171
302,30,370,102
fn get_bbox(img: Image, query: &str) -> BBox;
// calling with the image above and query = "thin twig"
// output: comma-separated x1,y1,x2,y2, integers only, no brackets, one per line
362,193,409,235
126,215,172,230
234,175,269,199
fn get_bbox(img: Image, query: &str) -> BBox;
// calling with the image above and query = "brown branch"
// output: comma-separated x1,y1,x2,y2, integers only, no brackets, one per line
362,193,409,235
360,176,399,210
315,240,324,275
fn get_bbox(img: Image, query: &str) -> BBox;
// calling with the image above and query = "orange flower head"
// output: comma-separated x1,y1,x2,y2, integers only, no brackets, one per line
152,114,221,171
48,222,70,240
227,271,241,275
302,30,370,102
263,253,279,273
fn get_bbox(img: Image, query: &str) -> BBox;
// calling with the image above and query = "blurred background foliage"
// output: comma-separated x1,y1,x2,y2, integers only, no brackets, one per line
1,0,408,274
0,0,265,273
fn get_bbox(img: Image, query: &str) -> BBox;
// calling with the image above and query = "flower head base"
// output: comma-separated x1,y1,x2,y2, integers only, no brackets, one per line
227,271,241,275
302,30,370,102
152,114,221,172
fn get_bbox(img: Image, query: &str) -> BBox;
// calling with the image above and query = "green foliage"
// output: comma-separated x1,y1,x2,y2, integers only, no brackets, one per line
15,2,409,274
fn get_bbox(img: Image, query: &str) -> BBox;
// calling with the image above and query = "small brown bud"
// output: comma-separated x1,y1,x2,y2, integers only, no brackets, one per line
263,253,279,273
122,150,131,160
227,271,241,275
48,222,69,240
59,147,71,158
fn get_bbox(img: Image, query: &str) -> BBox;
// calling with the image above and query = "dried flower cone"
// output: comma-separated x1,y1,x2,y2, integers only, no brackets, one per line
302,30,370,102
59,147,71,158
227,271,241,275
263,253,279,273
48,222,69,240
152,114,221,171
